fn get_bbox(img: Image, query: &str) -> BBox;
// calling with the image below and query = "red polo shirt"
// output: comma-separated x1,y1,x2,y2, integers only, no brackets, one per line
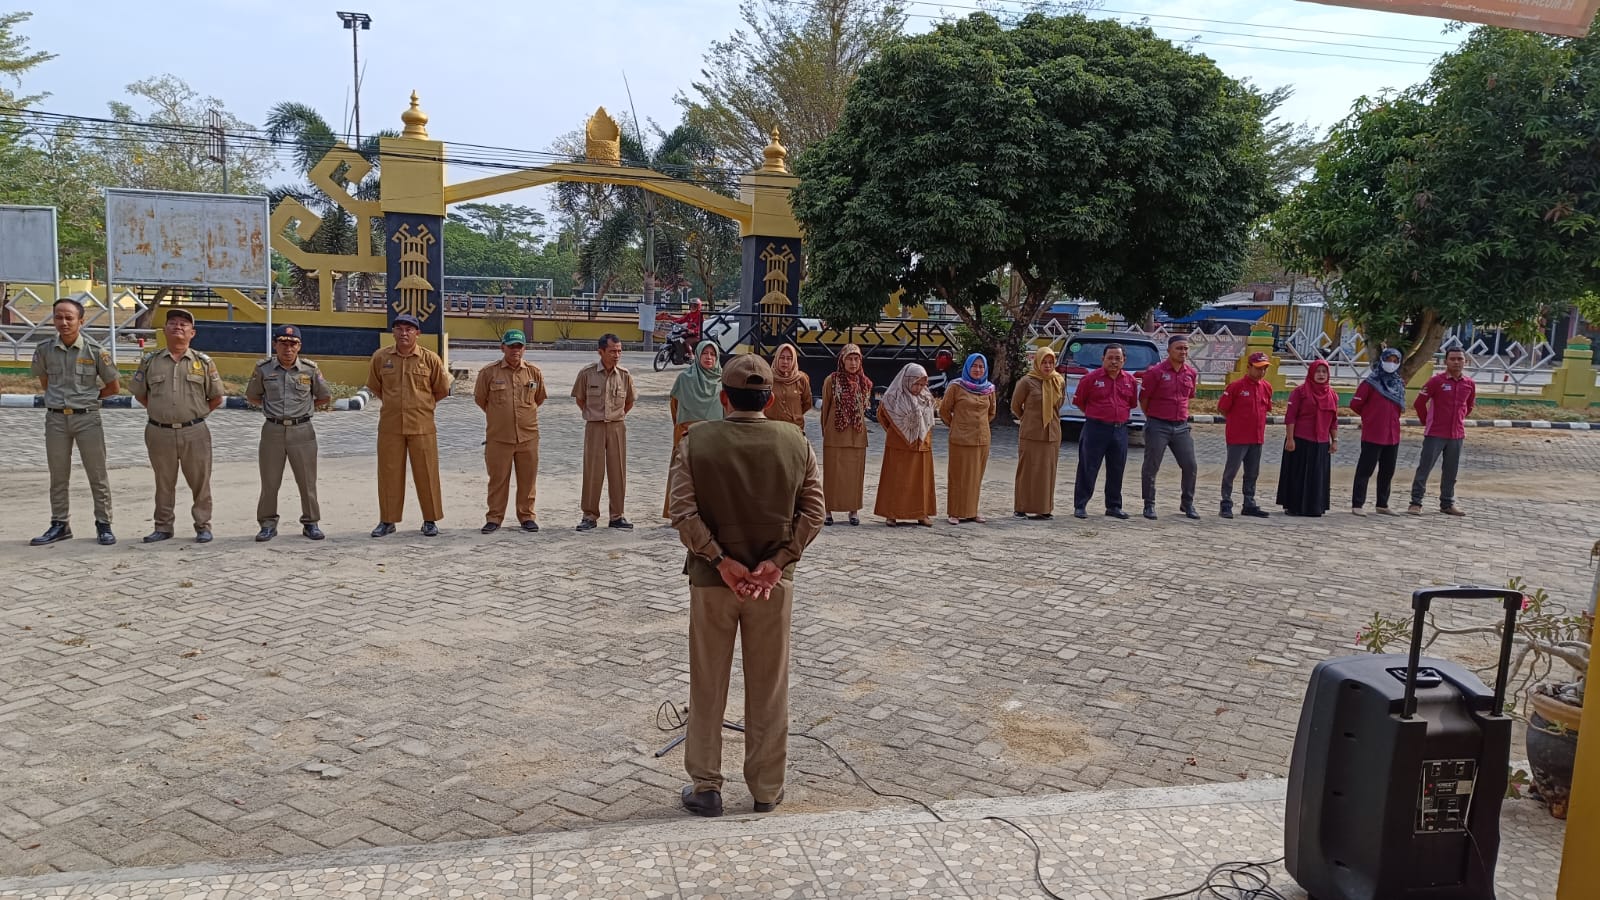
1414,372,1475,439
1072,367,1139,424
1350,381,1402,446
1140,360,1198,421
1217,376,1272,445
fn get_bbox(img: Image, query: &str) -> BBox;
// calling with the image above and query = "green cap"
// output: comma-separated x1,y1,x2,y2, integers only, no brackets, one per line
501,329,527,346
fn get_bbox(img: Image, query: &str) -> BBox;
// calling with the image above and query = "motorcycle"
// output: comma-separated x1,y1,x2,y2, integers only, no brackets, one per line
652,323,695,372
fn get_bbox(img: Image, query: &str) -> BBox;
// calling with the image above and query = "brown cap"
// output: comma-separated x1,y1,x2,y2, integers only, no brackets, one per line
166,307,195,324
721,353,772,388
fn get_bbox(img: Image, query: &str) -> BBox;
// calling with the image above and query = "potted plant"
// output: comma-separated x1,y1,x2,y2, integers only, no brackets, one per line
1356,576,1589,818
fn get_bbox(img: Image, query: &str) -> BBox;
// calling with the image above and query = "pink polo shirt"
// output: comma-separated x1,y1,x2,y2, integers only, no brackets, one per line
1350,381,1402,446
1414,373,1475,440
1140,360,1197,421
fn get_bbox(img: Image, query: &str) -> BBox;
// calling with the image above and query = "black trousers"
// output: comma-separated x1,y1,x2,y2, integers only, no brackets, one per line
1074,419,1129,512
1353,440,1399,509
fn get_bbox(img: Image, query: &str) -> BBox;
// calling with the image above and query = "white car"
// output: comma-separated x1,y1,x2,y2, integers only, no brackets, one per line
1052,334,1162,439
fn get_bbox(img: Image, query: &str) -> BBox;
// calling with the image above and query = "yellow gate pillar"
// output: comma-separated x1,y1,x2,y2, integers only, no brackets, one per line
379,92,449,361
1558,644,1595,898
737,130,802,354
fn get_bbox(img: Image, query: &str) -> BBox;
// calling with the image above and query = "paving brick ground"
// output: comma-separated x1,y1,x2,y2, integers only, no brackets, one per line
0,349,1594,875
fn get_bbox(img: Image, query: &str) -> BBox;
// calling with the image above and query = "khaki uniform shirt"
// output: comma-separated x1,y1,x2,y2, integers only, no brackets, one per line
571,362,636,422
474,359,547,444
132,347,224,424
939,383,997,447
32,333,118,409
246,357,332,419
367,345,451,435
1010,375,1063,443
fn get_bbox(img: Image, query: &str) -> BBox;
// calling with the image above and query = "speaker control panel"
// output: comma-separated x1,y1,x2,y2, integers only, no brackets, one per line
1416,758,1476,832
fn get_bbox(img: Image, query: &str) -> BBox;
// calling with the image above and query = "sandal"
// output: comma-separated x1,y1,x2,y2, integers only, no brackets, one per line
885,518,898,527
948,516,961,525
973,515,987,524
848,513,860,526
917,518,934,527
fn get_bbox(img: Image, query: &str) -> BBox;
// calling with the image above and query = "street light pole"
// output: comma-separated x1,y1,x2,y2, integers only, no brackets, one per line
336,12,372,145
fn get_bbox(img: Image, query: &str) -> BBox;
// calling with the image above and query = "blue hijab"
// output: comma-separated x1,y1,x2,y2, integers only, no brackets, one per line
959,353,995,396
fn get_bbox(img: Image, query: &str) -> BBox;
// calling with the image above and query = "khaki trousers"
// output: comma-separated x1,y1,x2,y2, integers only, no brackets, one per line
45,409,112,525
144,421,212,532
580,420,627,521
258,421,321,527
485,438,538,524
377,431,443,523
685,580,792,804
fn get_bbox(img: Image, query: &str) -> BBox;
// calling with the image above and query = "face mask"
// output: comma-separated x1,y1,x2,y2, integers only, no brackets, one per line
1381,361,1400,374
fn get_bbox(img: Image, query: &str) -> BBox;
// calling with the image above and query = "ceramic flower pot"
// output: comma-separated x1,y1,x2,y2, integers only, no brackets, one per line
1526,686,1583,819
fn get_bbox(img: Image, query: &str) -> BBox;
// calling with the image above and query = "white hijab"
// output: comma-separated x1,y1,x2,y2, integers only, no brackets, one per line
880,363,935,444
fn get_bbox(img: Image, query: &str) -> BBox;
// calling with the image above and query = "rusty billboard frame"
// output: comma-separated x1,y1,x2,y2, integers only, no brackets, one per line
0,204,60,292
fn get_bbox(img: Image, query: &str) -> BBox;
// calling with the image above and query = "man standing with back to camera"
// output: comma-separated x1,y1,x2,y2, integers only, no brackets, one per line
669,354,825,817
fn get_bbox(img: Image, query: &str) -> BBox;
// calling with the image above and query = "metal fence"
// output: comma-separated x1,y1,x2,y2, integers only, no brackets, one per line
2,287,153,364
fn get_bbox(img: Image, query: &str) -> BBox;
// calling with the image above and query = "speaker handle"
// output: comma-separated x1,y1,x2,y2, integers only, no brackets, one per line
1402,586,1524,719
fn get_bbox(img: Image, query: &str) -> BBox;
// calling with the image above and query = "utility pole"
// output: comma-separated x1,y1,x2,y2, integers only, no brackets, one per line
336,12,372,144
204,109,228,193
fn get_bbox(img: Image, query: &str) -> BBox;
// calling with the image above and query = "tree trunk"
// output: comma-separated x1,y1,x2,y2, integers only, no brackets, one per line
1399,308,1447,383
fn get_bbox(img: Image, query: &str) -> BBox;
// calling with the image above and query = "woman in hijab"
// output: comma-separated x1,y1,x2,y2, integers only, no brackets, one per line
873,363,938,526
663,340,723,516
1276,358,1339,516
768,343,812,430
1349,346,1405,516
1010,347,1064,519
939,353,997,524
820,344,871,526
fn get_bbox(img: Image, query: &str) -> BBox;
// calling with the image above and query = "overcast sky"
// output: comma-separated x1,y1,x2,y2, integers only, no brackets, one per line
14,0,1465,211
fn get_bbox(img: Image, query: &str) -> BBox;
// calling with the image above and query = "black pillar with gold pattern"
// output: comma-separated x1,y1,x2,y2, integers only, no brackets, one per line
738,235,802,355
384,213,445,355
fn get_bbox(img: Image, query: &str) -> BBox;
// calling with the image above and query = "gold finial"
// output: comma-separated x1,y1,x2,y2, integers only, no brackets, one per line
760,126,788,174
585,107,622,166
401,91,430,138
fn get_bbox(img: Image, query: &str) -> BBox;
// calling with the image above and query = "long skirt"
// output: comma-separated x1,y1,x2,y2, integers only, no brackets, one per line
823,443,867,512
874,446,937,520
663,421,695,517
1276,440,1331,516
1014,438,1060,515
947,443,989,519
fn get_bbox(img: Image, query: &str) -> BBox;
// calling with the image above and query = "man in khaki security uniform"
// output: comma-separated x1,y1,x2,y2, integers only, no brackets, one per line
668,354,825,817
246,325,333,542
473,329,547,533
366,313,452,537
30,297,121,546
571,333,637,531
131,307,226,543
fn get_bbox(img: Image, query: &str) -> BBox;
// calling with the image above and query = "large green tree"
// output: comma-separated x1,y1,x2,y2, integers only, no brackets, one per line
792,12,1273,390
1276,26,1600,380
93,75,272,194
0,11,52,199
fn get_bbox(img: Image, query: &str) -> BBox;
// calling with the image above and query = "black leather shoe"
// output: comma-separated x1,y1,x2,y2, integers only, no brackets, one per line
753,790,785,813
1242,507,1270,518
1182,506,1201,520
608,517,634,530
824,515,834,526
1027,513,1053,520
1073,508,1087,519
481,522,500,534
195,529,213,544
521,520,539,533
143,530,172,543
681,785,723,818
576,519,597,532
1105,509,1129,520
1013,511,1027,518
1220,508,1234,519
30,522,72,546
95,522,116,545
303,524,325,540
420,521,439,537
1143,505,1158,520
371,521,396,538
255,526,277,542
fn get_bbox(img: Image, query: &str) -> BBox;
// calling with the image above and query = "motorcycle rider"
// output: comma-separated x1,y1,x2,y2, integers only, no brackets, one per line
669,298,705,346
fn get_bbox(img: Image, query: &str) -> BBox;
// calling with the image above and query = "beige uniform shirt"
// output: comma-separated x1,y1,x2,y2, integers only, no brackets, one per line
939,383,997,447
474,359,547,444
32,334,119,409
132,348,224,424
247,357,332,419
571,362,637,422
367,345,451,435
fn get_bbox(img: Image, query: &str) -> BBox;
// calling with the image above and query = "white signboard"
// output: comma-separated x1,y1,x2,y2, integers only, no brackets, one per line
105,189,270,289
0,205,60,285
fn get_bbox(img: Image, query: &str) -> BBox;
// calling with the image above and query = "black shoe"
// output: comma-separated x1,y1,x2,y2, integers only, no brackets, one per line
1028,513,1053,520
1013,511,1027,519
521,520,540,533
1073,508,1087,519
1143,505,1157,520
1220,508,1234,519
143,530,172,543
576,519,597,532
421,521,439,537
1181,506,1201,520
95,522,116,546
255,526,277,542
608,517,634,530
1105,509,1129,520
681,785,723,818
848,513,859,526
371,521,396,538
481,522,500,534
753,789,785,814
1242,507,1270,518
195,529,213,544
30,522,72,546
303,524,325,540
824,515,834,526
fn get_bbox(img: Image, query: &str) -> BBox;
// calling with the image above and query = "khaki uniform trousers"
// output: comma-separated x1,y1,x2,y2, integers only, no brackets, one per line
377,432,443,523
581,420,627,521
46,409,112,524
485,438,538,524
686,580,792,805
258,421,321,527
145,421,213,532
